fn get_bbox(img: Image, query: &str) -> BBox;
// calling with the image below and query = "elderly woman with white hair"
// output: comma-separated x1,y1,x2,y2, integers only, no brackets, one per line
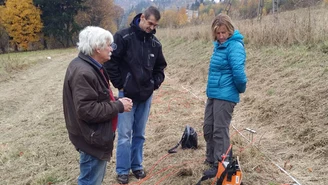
63,26,133,185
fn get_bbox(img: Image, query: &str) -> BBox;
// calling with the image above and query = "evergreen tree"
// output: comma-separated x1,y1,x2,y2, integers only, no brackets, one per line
33,0,85,48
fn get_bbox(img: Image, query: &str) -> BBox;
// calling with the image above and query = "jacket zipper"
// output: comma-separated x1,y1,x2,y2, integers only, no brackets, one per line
123,73,131,88
142,36,145,57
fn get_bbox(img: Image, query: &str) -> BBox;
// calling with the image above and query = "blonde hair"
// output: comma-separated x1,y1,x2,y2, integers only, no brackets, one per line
77,26,114,56
211,13,235,41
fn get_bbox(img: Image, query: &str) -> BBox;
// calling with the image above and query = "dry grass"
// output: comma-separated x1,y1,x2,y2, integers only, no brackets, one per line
0,48,76,82
239,7,328,47
153,6,328,185
153,36,328,184
159,6,328,49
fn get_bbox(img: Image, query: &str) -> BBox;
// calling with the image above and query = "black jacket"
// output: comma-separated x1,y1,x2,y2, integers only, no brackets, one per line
104,13,167,102
63,52,124,161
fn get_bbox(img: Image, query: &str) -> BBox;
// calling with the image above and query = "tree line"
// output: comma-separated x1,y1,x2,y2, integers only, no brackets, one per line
122,0,326,30
0,0,123,52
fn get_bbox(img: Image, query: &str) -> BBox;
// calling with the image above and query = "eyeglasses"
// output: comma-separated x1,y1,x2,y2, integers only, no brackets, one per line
110,43,117,50
146,19,159,28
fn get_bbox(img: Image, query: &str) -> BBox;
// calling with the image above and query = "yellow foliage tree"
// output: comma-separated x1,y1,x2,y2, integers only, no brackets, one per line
0,0,42,50
0,6,4,25
126,11,137,27
160,9,188,28
0,5,3,16
176,8,188,27
209,9,215,17
199,9,215,23
199,3,205,13
160,10,177,28
199,12,208,23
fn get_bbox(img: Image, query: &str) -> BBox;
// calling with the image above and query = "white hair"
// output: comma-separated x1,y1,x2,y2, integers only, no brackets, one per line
77,26,114,56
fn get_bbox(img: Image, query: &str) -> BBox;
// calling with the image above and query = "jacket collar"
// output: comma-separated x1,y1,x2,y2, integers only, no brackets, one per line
214,30,244,49
78,52,99,68
87,56,102,70
78,52,110,83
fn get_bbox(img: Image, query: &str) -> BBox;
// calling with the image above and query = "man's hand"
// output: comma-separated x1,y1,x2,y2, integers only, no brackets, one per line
118,97,133,112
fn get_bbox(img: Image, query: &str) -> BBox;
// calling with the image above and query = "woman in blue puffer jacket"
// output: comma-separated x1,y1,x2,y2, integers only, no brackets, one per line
202,13,247,176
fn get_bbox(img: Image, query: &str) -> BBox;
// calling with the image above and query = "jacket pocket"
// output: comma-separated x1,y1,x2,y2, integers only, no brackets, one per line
139,80,154,101
80,122,114,150
146,51,156,68
97,89,109,102
90,122,113,150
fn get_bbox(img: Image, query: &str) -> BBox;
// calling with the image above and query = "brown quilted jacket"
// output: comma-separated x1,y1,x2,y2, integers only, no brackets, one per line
63,52,124,161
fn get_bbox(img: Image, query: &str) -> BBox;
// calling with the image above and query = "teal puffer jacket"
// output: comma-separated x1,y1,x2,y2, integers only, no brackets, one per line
206,30,247,103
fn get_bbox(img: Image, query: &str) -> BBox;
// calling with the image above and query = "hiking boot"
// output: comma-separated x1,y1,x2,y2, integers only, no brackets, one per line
203,166,218,178
132,169,146,179
117,174,129,184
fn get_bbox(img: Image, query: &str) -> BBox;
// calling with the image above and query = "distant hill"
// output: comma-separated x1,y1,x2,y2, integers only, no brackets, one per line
114,0,200,29
114,0,201,11
114,0,145,10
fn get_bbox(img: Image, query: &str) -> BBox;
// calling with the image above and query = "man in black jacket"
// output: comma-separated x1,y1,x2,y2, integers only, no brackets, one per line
104,6,167,184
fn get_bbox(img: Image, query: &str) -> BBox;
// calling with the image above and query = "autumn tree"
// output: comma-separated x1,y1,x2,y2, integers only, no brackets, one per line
1,0,42,50
176,8,188,26
104,4,124,33
209,8,215,17
126,11,137,27
160,10,176,27
240,0,258,18
75,0,123,33
159,8,188,28
197,3,216,23
112,5,124,31
199,3,205,13
33,0,85,48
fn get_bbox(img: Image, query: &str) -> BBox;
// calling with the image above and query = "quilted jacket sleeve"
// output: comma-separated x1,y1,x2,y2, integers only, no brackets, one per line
228,41,247,93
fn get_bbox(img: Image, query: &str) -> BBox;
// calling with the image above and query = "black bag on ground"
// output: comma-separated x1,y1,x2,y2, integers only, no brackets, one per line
168,125,198,153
